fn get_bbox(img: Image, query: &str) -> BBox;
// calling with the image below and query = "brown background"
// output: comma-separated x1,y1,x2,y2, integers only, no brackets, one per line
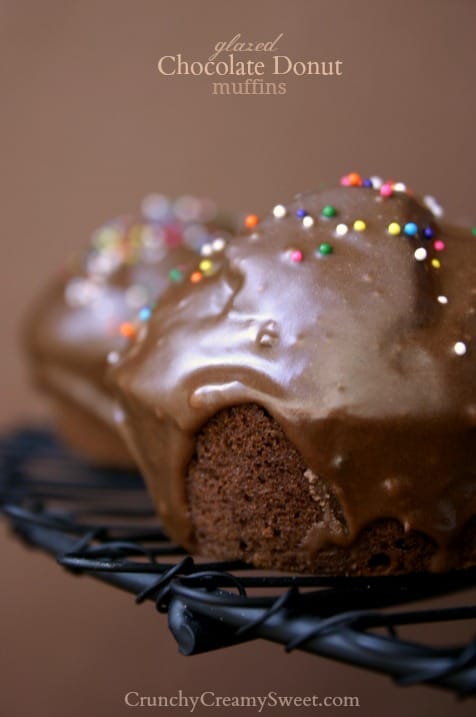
1,1,475,715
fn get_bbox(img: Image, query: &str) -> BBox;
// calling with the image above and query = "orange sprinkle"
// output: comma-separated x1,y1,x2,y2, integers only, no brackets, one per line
245,214,259,229
119,322,136,339
190,270,203,283
347,172,362,187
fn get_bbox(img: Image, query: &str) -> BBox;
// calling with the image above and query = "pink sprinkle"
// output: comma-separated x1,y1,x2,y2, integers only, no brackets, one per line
340,175,351,186
164,224,183,248
433,240,446,251
290,249,303,263
380,183,393,198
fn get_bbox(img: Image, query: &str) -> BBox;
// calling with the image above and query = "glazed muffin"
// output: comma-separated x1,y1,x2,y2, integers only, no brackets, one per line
24,194,233,467
111,174,476,574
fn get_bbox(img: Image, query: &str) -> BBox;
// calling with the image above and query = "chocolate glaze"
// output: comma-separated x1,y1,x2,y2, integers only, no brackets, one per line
112,185,476,569
24,202,233,461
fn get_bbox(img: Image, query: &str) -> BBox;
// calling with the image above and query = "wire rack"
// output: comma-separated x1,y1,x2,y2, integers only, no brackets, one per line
1,427,475,697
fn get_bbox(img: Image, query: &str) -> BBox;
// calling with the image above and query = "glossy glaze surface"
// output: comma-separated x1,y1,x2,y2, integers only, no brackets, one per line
113,184,476,568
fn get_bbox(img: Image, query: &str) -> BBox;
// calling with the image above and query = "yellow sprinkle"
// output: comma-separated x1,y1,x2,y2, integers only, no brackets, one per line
94,226,121,249
387,222,401,236
353,219,366,232
129,224,143,246
431,259,441,269
199,259,214,275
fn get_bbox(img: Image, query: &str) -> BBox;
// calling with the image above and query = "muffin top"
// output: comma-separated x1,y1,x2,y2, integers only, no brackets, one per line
25,194,233,391
112,175,476,567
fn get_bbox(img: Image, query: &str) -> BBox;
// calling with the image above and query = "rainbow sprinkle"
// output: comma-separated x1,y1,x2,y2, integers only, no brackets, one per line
318,243,333,256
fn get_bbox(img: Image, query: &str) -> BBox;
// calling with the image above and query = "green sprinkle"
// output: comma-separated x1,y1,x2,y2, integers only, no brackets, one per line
169,268,184,282
471,227,476,236
322,205,337,218
318,243,333,256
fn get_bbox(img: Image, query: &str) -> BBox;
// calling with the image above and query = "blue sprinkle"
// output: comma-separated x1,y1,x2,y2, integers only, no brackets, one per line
296,208,307,218
423,226,435,239
403,222,418,237
139,306,152,322
362,178,373,188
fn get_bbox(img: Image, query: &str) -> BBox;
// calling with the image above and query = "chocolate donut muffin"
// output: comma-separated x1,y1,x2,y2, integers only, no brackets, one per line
24,194,233,466
111,175,476,574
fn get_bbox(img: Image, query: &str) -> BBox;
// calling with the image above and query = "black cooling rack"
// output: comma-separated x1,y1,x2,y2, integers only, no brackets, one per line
1,427,475,696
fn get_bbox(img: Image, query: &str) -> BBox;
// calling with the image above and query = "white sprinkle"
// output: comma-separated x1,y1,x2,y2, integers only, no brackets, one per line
414,248,427,261
141,242,167,264
107,350,120,365
200,243,213,256
454,341,467,356
437,295,448,305
273,204,287,219
125,284,148,309
335,223,348,237
114,407,126,424
302,215,315,229
64,278,102,307
424,195,444,218
370,176,383,190
212,237,226,252
141,193,171,221
86,251,121,276
393,182,407,192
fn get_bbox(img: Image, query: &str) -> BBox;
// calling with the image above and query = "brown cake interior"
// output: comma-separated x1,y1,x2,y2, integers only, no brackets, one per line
187,404,475,575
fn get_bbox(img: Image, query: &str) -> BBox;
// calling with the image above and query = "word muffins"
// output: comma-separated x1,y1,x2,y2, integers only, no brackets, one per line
24,194,233,467
111,175,476,575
